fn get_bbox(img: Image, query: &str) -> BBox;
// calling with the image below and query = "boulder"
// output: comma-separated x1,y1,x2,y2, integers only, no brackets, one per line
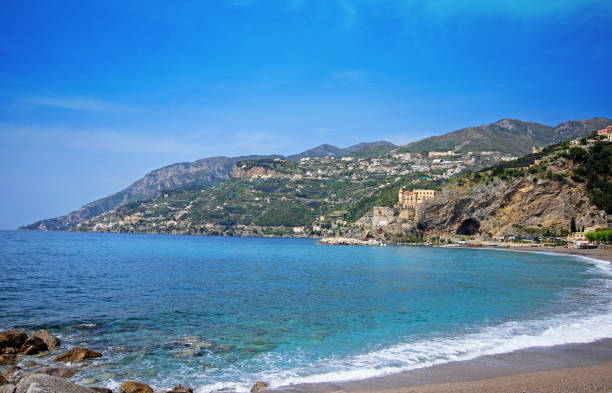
25,383,45,393
0,384,15,393
15,374,94,393
42,367,79,379
250,381,268,392
0,354,18,366
20,367,80,380
0,331,27,351
90,388,113,393
20,337,47,356
54,348,102,362
169,385,193,393
0,366,20,383
119,381,153,393
28,331,60,351
1,348,18,355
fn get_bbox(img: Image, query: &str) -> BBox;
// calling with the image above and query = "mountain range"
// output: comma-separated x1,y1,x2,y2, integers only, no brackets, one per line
398,117,612,155
22,117,611,230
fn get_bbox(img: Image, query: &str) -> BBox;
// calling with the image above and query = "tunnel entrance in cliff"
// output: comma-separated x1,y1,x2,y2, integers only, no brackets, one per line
456,218,480,236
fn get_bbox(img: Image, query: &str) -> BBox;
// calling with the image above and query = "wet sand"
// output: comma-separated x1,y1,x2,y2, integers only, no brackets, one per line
508,246,612,262
267,339,612,393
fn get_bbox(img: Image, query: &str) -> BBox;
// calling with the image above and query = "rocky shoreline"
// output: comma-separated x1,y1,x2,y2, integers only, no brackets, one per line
0,329,268,393
315,237,382,246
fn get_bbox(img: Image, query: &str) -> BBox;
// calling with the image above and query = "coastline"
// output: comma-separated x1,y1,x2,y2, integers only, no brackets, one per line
505,245,612,262
264,247,612,393
3,235,612,393
266,339,612,393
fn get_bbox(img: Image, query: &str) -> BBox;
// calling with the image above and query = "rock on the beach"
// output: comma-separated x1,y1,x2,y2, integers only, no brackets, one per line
250,381,268,392
0,331,27,350
119,381,153,393
0,366,20,383
20,337,47,356
0,384,16,393
89,388,113,393
54,348,102,362
15,374,94,393
90,388,113,393
0,354,18,366
31,367,80,379
168,384,193,393
28,330,60,351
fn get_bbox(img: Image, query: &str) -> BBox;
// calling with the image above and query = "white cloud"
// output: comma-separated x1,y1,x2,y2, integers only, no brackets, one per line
0,125,298,158
19,97,133,112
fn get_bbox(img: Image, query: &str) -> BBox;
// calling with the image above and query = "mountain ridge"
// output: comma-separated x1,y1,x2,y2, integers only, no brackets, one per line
22,117,611,230
398,117,612,155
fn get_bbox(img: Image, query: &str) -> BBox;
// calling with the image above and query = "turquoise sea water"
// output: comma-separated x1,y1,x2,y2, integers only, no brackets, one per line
1,230,611,392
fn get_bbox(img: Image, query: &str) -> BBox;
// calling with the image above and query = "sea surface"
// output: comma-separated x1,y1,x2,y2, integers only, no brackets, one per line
1,230,611,392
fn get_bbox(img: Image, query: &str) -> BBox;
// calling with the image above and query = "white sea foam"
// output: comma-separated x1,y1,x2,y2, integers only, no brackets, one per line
194,253,612,393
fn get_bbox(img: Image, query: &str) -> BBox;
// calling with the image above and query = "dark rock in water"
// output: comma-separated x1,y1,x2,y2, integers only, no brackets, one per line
29,330,60,350
1,348,18,355
33,367,80,379
20,336,48,355
0,384,16,393
0,354,18,366
0,374,7,385
15,374,94,393
212,344,232,352
54,348,102,362
0,331,27,350
119,381,153,393
250,381,268,392
23,362,40,368
0,366,20,383
168,384,193,393
90,388,113,393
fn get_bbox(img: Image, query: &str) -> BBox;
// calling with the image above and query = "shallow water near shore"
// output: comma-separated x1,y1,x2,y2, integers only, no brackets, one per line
1,231,611,392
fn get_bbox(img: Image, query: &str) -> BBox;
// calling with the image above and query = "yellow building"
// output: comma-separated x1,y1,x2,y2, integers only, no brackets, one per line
398,188,436,209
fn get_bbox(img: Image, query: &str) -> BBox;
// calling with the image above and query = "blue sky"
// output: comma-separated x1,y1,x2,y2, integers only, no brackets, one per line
1,0,611,228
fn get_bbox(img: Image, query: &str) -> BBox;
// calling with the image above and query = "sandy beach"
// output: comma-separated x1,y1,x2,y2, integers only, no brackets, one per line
268,339,612,393
353,362,612,393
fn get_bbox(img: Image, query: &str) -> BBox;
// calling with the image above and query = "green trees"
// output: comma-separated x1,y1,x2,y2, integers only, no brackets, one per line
570,142,612,213
585,229,612,243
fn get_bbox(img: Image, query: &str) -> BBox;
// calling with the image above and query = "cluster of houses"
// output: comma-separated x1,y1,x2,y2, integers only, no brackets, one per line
363,188,437,230
294,150,516,182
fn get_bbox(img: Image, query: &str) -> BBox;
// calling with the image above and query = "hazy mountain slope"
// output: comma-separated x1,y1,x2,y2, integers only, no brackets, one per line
22,155,276,230
286,141,396,161
21,142,396,230
398,118,612,155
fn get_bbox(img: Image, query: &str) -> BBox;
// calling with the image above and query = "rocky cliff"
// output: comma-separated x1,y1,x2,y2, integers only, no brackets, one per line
416,173,608,239
232,165,291,179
